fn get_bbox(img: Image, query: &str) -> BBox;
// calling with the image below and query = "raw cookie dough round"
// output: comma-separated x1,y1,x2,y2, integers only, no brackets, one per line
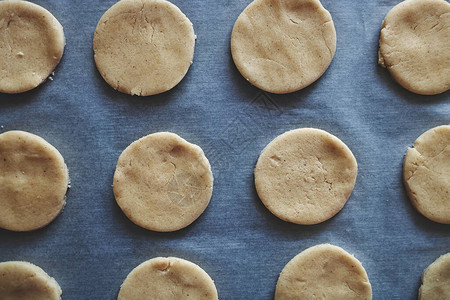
0,1,65,94
419,253,450,299
113,132,213,232
403,125,450,224
254,128,357,225
275,244,372,300
0,131,69,231
378,0,450,95
0,261,62,300
118,257,218,300
231,0,336,94
93,0,195,96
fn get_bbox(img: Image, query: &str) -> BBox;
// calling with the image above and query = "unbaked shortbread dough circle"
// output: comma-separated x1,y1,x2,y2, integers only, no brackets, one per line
378,0,450,95
118,257,218,300
275,244,372,300
231,0,336,94
113,132,213,232
93,0,195,96
403,125,450,224
0,131,69,231
419,253,450,299
0,1,65,94
0,261,62,300
254,128,357,225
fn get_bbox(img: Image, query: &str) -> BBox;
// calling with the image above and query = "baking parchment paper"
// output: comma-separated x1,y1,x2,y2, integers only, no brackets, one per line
0,0,449,299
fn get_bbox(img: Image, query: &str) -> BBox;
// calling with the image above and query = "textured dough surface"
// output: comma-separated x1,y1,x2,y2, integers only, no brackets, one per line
254,128,357,225
403,125,450,224
419,253,450,299
118,257,218,300
0,261,62,300
0,131,69,231
93,0,195,96
113,132,213,232
275,244,372,300
378,0,450,95
231,0,336,94
0,0,65,94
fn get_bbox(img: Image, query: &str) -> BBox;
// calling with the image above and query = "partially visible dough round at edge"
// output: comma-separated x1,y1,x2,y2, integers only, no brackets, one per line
0,261,62,300
275,244,372,300
0,130,69,231
118,257,218,299
403,125,450,224
419,253,450,299
378,0,450,95
0,0,65,94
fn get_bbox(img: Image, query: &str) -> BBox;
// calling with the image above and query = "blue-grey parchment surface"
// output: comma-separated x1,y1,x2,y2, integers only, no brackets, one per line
0,0,449,299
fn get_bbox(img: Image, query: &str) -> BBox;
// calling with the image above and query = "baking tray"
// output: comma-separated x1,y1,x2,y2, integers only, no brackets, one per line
0,0,449,299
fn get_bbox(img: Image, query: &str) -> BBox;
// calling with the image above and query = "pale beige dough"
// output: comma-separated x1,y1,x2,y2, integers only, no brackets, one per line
231,0,336,94
93,0,195,96
0,0,65,94
118,257,218,300
113,132,213,232
403,125,450,224
0,261,62,300
0,131,69,231
275,244,372,299
254,128,357,225
419,253,450,299
378,0,450,95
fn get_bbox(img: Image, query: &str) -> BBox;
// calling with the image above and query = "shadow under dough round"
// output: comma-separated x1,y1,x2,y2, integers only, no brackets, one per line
0,1,65,94
419,253,450,299
275,244,372,300
93,0,195,96
0,261,62,300
118,257,218,300
378,0,450,95
113,132,213,232
403,125,450,224
0,131,69,231
231,0,336,94
254,128,357,225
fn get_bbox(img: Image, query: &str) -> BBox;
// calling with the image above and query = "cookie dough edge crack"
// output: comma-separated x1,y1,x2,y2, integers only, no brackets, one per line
321,21,334,58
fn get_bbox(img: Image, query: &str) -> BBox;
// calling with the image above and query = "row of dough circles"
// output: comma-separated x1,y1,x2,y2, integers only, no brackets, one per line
1,126,448,232
0,0,448,95
1,248,449,299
